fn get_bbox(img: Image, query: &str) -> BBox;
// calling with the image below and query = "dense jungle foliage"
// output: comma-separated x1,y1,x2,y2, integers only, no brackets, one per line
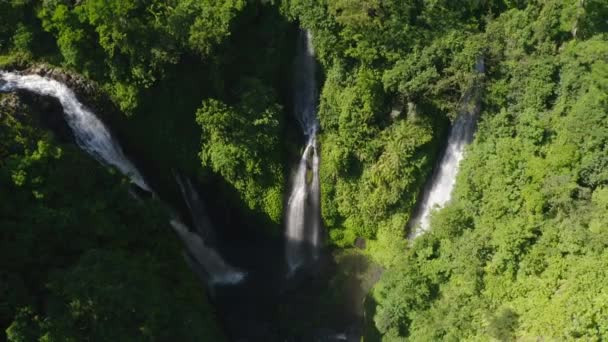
0,93,223,341
364,2,608,341
1,0,607,340
0,0,289,339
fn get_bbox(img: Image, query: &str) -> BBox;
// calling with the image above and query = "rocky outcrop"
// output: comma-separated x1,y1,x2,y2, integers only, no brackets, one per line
24,65,96,94
0,89,74,144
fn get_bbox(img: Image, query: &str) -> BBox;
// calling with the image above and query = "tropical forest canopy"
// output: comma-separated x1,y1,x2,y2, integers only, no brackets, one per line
0,0,606,340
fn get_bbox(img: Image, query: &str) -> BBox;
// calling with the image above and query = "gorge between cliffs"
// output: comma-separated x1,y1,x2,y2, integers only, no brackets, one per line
1,1,606,341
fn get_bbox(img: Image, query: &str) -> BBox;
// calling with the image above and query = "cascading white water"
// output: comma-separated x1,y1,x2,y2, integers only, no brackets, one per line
408,58,485,238
310,137,321,259
285,30,322,272
174,174,245,285
0,71,245,286
170,219,245,285
0,71,150,192
174,173,216,243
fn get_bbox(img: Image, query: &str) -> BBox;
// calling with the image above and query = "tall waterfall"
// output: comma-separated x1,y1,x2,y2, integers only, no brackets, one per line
0,71,151,192
0,71,244,285
285,30,322,272
409,58,485,238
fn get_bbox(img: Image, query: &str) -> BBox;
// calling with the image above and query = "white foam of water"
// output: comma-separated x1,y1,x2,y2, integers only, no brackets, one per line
285,30,322,272
170,219,246,285
0,71,151,192
409,58,485,238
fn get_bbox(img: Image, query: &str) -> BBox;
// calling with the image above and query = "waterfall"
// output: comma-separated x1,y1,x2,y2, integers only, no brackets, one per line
408,58,485,238
0,71,151,192
174,173,216,244
310,136,321,260
173,173,245,285
0,71,244,286
285,30,322,272
170,219,245,285
293,30,318,137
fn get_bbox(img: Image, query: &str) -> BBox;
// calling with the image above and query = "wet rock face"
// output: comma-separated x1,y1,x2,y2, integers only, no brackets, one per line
2,89,75,144
27,91,75,143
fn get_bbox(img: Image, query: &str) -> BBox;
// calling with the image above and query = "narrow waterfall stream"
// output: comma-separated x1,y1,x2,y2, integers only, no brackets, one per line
0,71,151,192
408,58,485,238
285,30,322,272
175,173,218,244
170,219,245,285
174,173,245,285
0,70,243,286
